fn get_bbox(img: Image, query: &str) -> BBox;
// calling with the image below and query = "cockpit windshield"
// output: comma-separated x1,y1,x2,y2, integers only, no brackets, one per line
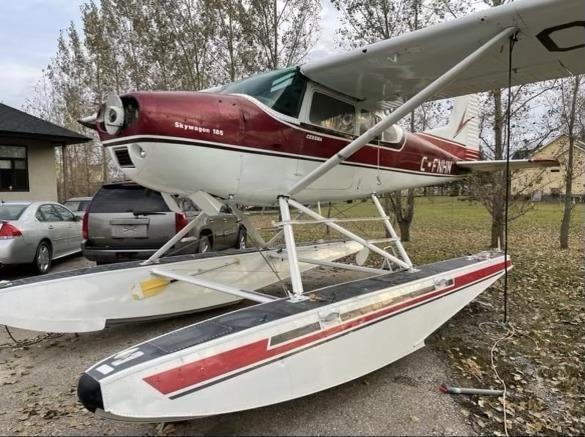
219,67,307,118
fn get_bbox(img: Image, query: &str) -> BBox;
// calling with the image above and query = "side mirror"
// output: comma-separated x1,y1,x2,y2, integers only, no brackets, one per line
74,215,82,222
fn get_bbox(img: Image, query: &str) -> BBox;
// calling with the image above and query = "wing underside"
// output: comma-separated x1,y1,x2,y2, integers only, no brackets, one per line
456,159,560,173
301,0,585,105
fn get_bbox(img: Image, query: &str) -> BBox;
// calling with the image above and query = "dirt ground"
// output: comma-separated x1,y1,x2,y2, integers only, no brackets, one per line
0,254,475,436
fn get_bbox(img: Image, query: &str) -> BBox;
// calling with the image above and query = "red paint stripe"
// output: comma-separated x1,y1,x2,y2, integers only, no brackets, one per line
144,260,508,395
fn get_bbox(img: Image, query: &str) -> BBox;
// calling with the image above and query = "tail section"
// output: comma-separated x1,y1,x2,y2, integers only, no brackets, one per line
426,95,480,151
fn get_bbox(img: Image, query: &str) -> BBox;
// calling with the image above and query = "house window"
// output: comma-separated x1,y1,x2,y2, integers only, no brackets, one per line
0,146,28,192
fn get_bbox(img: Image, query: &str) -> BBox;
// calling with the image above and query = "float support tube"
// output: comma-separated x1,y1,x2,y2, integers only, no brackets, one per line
278,196,305,299
287,198,411,270
371,193,413,268
287,26,518,196
150,268,277,303
142,213,205,265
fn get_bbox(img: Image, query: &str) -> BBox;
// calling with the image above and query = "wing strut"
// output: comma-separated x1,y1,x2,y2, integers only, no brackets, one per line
288,26,518,196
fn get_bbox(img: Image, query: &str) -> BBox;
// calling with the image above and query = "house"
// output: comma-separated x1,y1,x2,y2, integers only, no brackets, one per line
512,134,585,201
0,103,90,202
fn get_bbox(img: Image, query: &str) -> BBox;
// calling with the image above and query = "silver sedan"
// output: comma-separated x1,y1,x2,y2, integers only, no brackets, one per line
0,201,82,274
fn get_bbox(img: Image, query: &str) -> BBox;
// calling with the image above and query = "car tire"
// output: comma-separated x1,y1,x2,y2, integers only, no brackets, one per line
198,235,211,254
33,241,52,274
236,227,247,249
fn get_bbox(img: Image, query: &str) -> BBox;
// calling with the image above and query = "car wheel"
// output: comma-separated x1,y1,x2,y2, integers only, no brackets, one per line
236,228,247,249
33,241,52,274
198,235,211,254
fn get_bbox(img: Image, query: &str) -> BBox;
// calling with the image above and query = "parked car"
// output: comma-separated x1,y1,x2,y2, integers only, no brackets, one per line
0,201,82,274
63,196,92,218
82,182,245,264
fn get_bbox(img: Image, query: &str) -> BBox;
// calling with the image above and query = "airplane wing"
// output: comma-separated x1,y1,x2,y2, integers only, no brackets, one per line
301,0,585,104
456,159,560,173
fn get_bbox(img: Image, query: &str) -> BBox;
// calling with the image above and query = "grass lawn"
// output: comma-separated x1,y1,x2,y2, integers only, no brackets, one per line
251,196,584,436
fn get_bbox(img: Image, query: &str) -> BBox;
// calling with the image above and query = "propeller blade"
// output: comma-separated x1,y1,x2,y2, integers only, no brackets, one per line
78,112,98,130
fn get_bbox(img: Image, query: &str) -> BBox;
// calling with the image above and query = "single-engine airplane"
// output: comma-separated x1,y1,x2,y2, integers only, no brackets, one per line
1,0,583,423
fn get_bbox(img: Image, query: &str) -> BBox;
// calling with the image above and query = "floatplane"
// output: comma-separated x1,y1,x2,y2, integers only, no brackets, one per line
2,0,583,422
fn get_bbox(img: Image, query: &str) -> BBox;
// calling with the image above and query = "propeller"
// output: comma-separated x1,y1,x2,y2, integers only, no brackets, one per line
78,112,98,130
77,94,125,135
103,94,125,135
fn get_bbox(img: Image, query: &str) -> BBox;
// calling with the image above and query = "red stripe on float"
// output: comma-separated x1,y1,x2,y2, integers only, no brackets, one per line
144,260,509,395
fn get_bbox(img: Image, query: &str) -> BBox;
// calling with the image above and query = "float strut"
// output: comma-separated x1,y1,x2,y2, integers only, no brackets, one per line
278,196,305,300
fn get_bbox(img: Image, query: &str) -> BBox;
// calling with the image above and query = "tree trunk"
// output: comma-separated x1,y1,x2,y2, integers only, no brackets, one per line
101,146,108,184
560,76,581,249
61,145,69,201
398,221,410,242
388,104,417,243
490,211,504,248
83,144,91,196
389,189,414,242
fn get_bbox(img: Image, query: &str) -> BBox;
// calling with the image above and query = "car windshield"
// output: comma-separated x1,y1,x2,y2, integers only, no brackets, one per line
0,204,28,220
219,67,307,118
89,185,169,214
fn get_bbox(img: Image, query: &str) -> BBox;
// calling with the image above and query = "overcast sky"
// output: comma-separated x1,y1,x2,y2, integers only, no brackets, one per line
0,0,87,108
0,0,341,110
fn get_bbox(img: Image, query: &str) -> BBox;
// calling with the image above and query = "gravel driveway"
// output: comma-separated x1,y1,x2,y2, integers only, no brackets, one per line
0,255,474,436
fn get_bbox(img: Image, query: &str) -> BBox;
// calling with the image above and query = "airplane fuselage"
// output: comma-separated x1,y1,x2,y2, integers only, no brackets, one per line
96,75,477,205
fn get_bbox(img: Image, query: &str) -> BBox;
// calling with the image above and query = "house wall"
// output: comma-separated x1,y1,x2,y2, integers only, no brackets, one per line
512,136,585,199
0,143,58,202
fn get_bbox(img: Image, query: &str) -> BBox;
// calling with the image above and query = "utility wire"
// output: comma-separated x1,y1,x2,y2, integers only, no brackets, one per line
503,33,517,323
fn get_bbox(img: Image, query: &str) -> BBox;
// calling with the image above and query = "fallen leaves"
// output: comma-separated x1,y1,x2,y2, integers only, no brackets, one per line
319,199,585,435
424,200,584,436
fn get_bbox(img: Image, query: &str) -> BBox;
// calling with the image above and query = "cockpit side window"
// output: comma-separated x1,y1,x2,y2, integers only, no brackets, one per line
309,92,355,134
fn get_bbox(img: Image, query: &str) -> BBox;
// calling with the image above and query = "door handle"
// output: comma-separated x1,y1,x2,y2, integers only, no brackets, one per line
48,225,55,230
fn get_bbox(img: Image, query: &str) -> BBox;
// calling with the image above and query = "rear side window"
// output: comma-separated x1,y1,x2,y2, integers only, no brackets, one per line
89,185,170,213
37,205,61,222
0,204,27,220
309,92,355,134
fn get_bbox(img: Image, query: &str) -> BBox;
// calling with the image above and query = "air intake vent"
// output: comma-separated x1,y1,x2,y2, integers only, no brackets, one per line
113,147,134,168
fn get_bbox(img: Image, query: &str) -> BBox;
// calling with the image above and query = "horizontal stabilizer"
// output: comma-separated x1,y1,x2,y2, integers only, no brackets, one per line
456,159,559,173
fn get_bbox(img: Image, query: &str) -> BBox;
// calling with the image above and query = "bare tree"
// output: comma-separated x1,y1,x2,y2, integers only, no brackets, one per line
559,75,582,249
24,0,323,198
334,0,463,241
247,0,321,70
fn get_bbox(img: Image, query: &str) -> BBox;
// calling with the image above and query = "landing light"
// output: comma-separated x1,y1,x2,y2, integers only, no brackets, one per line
133,144,146,158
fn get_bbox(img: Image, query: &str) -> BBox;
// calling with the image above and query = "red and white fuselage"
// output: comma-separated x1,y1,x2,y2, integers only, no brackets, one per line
96,80,477,205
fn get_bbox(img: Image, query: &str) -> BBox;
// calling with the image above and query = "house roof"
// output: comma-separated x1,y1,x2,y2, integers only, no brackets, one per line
513,134,585,159
0,103,91,145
